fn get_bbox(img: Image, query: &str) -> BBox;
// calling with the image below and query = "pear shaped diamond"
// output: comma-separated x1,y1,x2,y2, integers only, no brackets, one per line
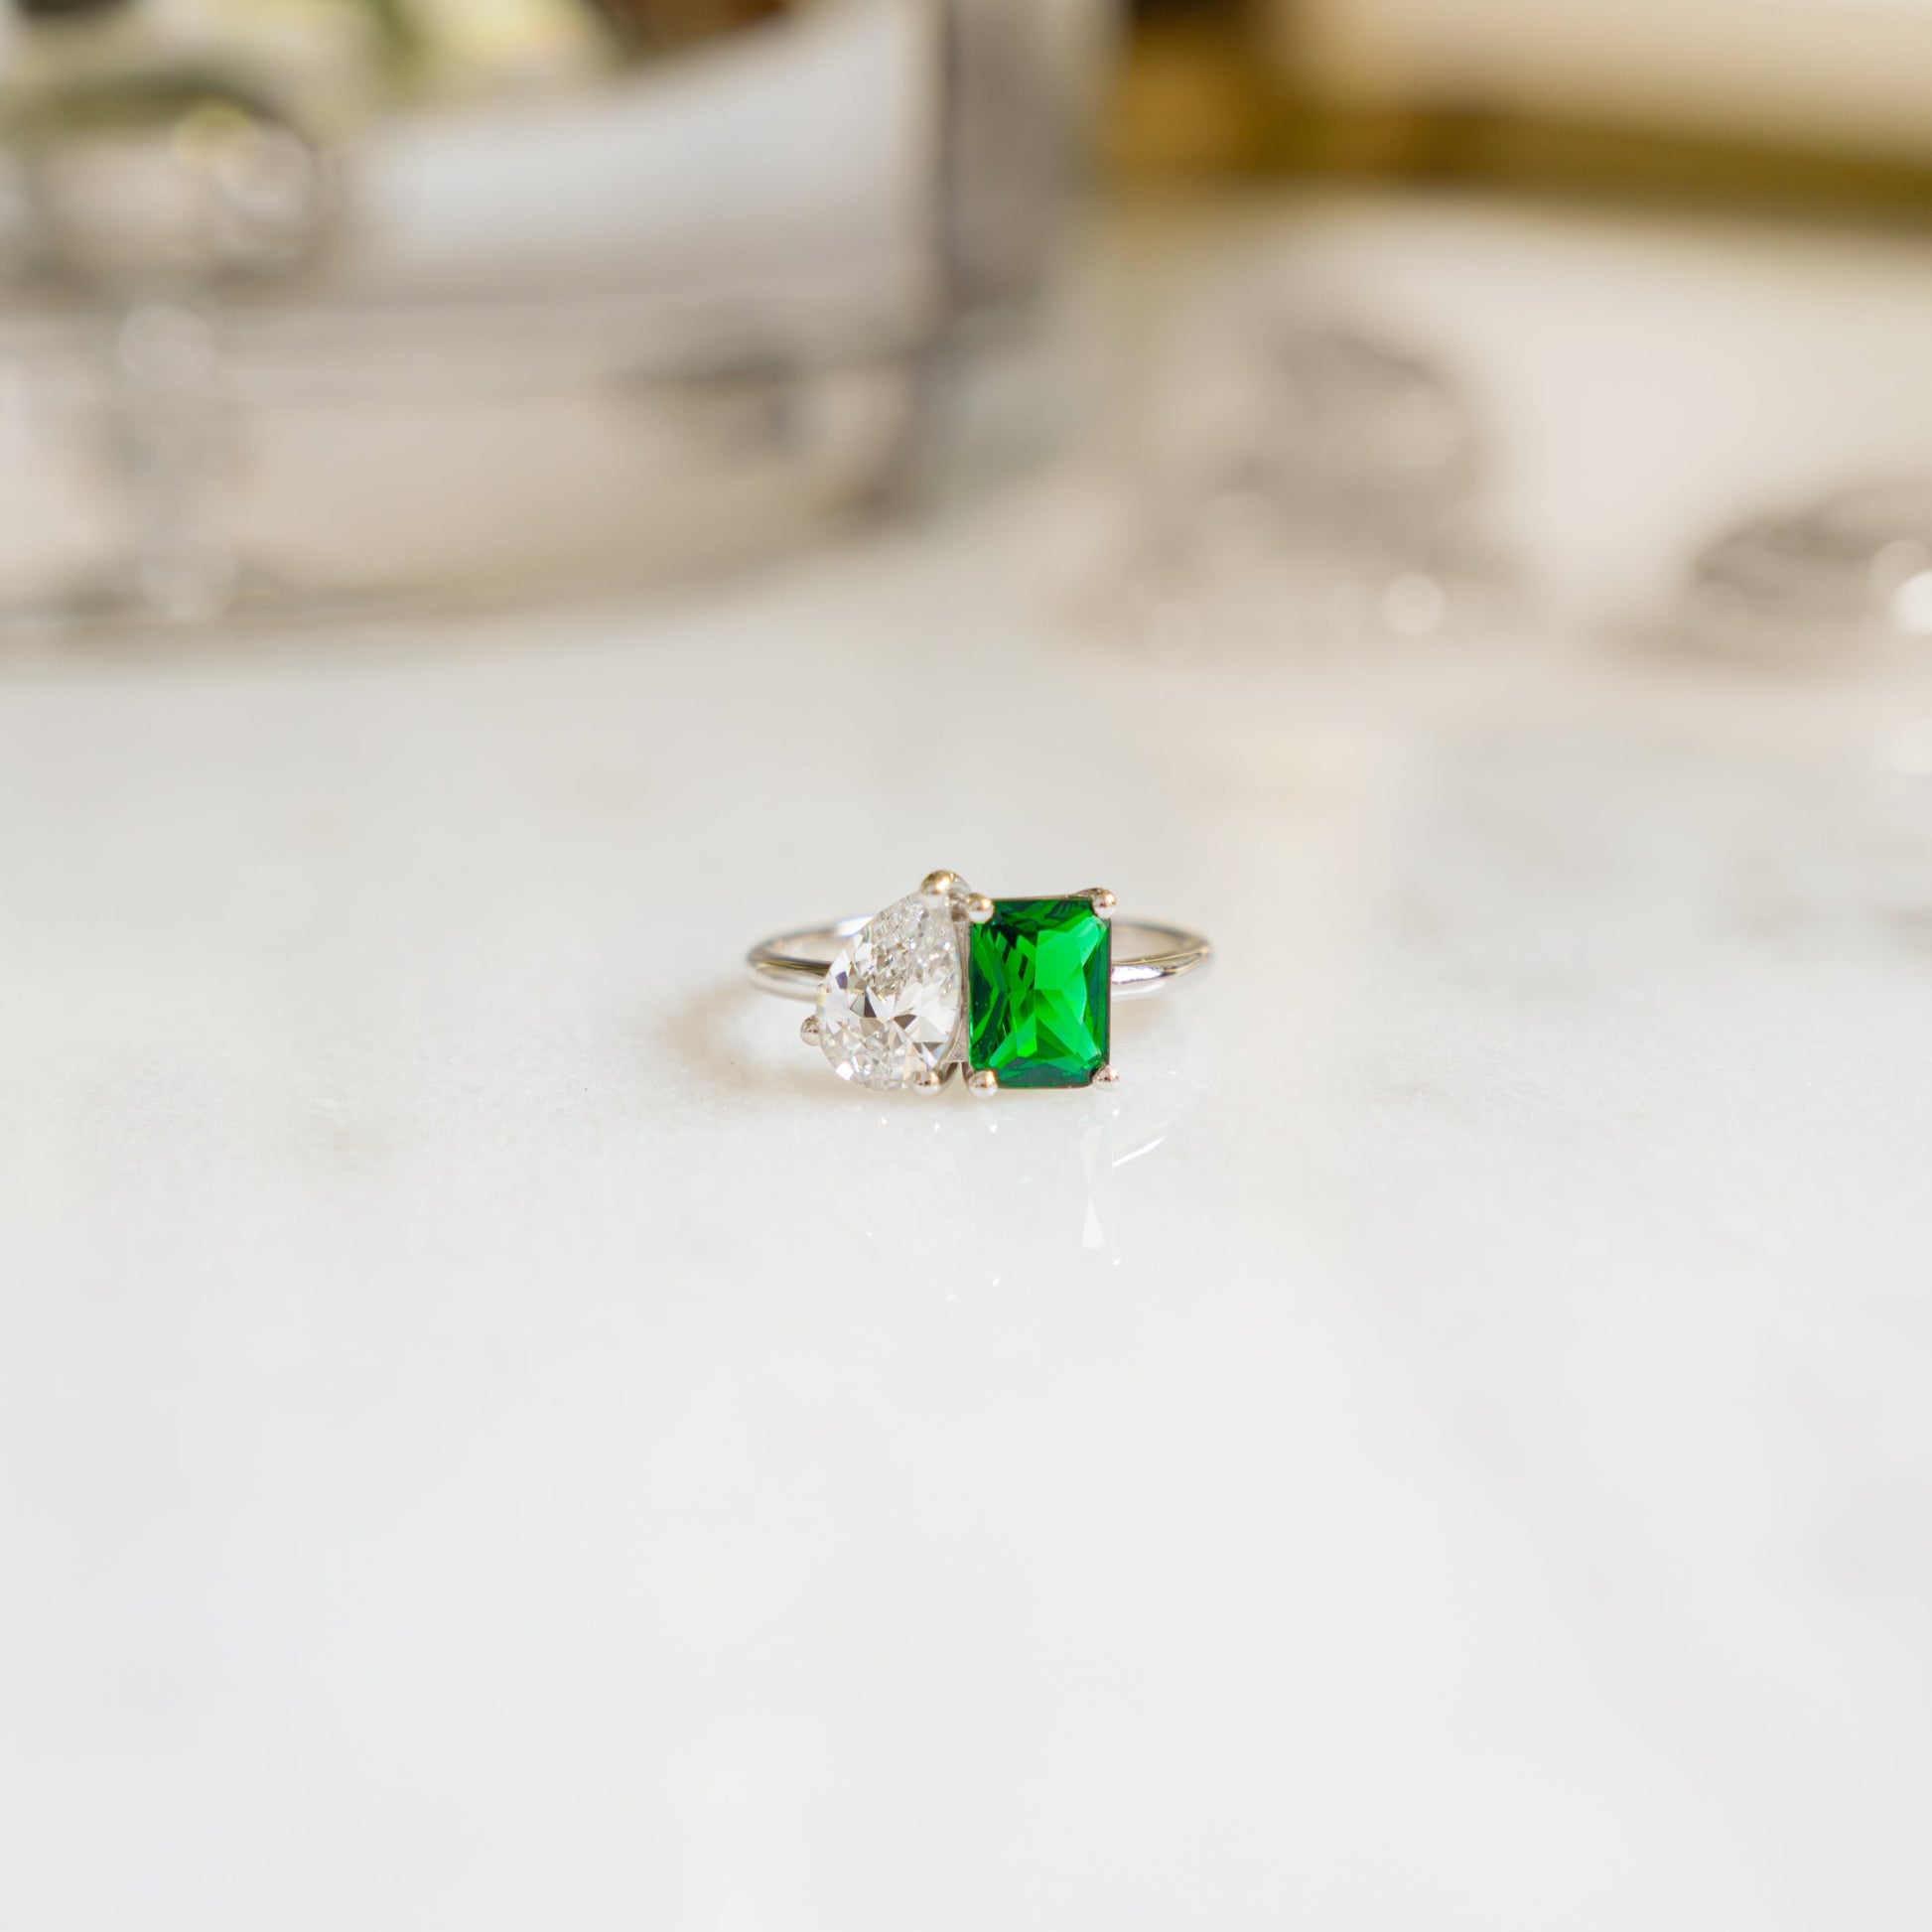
815,890,963,1089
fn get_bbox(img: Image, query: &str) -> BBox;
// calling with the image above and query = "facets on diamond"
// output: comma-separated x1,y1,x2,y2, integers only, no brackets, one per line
815,891,964,1089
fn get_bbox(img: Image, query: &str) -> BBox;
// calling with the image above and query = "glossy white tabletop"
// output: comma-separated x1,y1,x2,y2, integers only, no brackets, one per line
3,201,1929,1931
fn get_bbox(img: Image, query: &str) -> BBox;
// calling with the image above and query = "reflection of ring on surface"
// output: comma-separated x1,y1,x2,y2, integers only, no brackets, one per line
747,869,1211,1096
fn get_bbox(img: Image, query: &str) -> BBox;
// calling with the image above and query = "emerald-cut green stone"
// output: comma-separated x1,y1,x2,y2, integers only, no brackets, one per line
968,897,1111,1088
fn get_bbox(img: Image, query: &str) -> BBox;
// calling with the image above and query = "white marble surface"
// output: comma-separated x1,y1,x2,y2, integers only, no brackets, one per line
3,202,1931,1930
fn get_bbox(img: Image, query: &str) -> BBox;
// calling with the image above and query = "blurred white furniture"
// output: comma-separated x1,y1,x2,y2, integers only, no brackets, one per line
0,0,1112,617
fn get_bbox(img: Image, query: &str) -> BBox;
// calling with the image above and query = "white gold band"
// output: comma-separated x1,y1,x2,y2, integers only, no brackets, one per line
748,917,1213,1003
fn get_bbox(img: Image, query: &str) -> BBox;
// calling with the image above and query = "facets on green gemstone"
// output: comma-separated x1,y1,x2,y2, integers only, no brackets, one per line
968,897,1112,1088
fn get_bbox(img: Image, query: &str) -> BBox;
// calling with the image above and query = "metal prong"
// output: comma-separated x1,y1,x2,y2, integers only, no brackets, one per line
913,1065,945,1093
799,1013,822,1045
1091,1063,1121,1086
1088,890,1117,921
921,870,962,898
966,1068,998,1097
966,894,996,924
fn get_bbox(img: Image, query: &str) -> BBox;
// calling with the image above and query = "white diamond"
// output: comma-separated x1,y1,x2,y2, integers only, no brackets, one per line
815,890,962,1089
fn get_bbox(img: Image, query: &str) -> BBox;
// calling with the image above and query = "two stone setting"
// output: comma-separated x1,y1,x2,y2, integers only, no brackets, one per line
808,872,1118,1095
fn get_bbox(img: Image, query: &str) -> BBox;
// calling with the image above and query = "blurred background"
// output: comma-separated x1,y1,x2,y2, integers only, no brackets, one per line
8,0,1932,640
3,4,1931,1929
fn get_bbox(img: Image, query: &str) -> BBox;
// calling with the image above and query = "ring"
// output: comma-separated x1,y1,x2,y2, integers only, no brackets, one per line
747,870,1212,1095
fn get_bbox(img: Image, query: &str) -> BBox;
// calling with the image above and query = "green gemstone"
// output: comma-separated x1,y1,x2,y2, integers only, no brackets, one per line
968,897,1111,1088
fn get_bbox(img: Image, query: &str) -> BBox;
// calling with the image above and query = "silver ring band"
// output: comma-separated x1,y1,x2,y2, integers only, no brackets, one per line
748,917,1212,1003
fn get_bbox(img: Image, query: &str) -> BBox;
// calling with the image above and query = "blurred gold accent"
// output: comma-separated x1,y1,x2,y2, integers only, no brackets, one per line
1106,16,1280,176
583,0,793,57
1108,8,1932,223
